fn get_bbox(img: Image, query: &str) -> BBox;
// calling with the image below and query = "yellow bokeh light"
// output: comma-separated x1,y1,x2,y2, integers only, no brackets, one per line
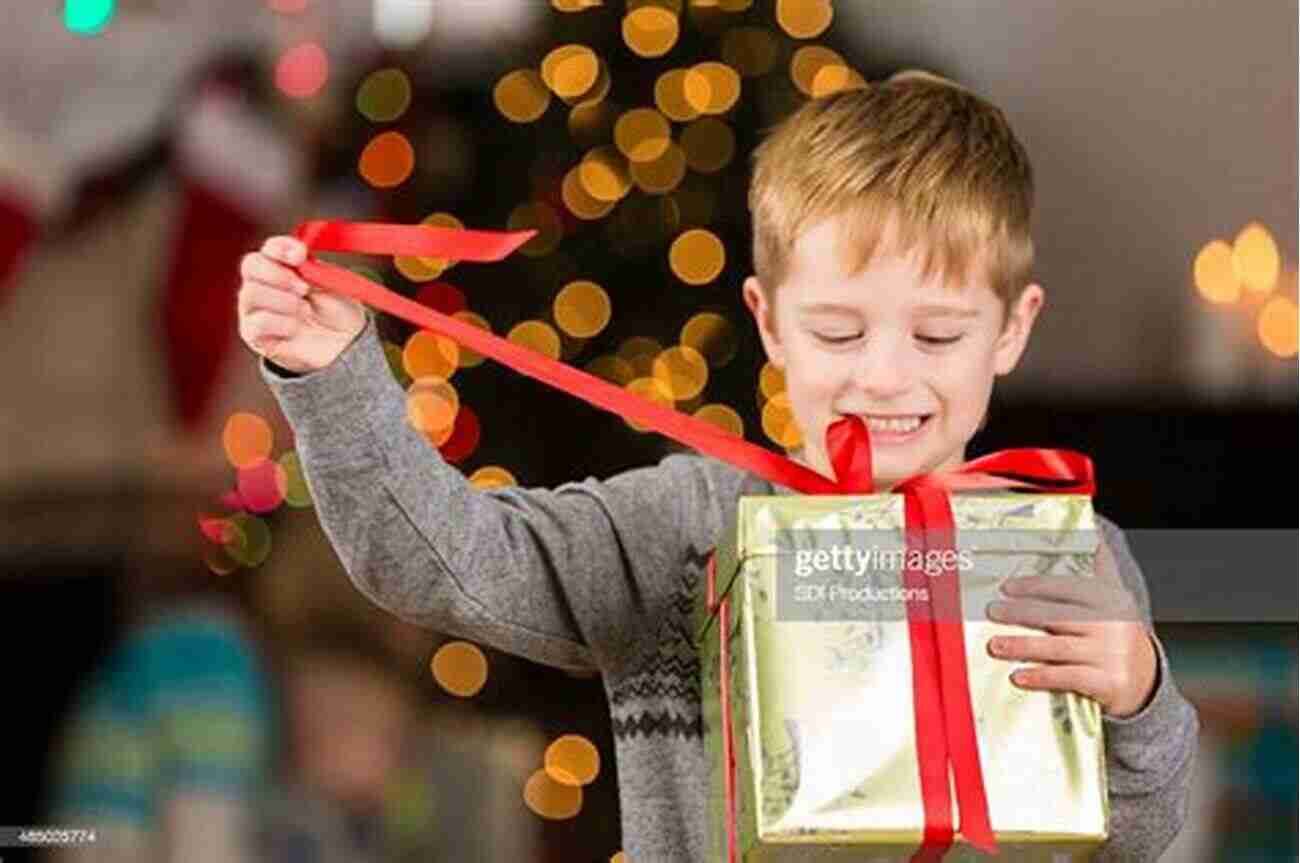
508,201,564,257
615,108,672,163
523,768,583,820
585,354,636,386
403,330,459,379
554,280,612,338
1232,222,1281,294
622,6,680,58
681,311,738,367
542,45,600,99
776,0,833,39
358,131,415,188
721,26,778,76
611,853,627,863
694,403,743,436
619,336,664,376
669,228,726,285
680,117,735,173
790,45,845,97
1193,240,1241,304
405,377,460,443
222,412,273,469
624,376,676,432
552,0,603,10
811,64,867,98
630,141,688,194
572,58,612,108
685,62,741,114
578,147,633,202
655,69,701,122
494,69,552,123
451,311,491,368
544,734,601,786
560,166,616,220
469,465,517,488
653,345,709,400
1257,296,1298,358
762,391,803,448
508,320,562,359
417,212,464,272
759,360,786,401
395,254,444,283
430,640,488,697
356,68,412,123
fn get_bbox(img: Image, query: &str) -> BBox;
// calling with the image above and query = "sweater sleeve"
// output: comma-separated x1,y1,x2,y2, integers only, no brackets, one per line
1093,515,1202,862
258,309,720,676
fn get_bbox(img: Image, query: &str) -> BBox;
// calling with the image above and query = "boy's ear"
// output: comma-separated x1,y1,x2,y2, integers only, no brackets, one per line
743,275,786,368
993,282,1044,376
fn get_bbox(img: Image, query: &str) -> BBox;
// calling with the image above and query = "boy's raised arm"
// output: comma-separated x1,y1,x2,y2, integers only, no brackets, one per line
1094,516,1202,862
259,308,717,676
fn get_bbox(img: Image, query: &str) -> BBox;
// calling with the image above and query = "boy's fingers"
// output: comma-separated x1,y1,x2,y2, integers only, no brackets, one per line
241,309,300,345
261,235,307,265
240,253,310,295
239,281,306,318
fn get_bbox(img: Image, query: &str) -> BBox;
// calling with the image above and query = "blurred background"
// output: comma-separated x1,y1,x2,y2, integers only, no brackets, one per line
0,1,1294,861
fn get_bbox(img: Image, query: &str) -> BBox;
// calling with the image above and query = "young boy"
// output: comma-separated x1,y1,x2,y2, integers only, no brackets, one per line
238,74,1199,861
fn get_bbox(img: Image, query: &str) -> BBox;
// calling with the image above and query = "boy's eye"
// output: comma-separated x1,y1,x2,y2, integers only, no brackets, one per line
917,334,964,346
814,332,862,345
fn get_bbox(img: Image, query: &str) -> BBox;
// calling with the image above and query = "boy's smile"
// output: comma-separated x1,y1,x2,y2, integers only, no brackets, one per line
744,214,1044,490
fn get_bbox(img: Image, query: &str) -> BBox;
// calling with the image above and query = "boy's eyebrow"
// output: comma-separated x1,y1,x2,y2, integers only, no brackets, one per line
796,302,981,318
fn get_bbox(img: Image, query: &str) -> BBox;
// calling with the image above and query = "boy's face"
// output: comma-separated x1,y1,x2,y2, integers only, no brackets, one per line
743,215,1043,490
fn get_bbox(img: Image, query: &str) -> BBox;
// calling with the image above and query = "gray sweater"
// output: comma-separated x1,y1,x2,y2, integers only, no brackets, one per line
259,310,1199,862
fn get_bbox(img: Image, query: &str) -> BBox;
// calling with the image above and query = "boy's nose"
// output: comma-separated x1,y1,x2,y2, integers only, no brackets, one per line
846,337,913,398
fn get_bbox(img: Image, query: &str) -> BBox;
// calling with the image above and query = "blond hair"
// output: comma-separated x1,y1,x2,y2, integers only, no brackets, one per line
748,71,1034,319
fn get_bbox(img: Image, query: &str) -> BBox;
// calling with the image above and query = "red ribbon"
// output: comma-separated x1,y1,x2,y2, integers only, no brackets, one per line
286,220,1096,862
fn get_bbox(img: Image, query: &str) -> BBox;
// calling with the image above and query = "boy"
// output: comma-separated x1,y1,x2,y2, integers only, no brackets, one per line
238,74,1199,861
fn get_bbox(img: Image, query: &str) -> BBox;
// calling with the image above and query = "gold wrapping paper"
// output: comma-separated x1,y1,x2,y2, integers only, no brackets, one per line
696,493,1109,862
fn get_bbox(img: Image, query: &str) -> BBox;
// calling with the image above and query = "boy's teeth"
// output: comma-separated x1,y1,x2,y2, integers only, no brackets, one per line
864,415,923,433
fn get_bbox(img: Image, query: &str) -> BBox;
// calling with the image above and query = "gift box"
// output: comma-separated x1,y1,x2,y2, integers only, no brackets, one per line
695,491,1109,862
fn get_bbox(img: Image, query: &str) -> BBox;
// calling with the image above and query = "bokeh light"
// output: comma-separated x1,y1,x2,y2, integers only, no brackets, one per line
622,6,681,58
238,458,289,514
223,412,273,469
552,0,603,10
694,403,743,436
630,142,688,194
1232,222,1281,294
762,391,803,448
225,513,273,568
681,311,738,367
579,147,634,203
438,404,481,464
451,311,492,368
624,377,675,431
405,377,460,443
618,336,664,377
585,355,636,386
653,346,709,400
1257,296,1298,358
759,360,786,401
554,280,613,338
544,734,601,786
509,201,565,256
278,451,313,508
430,641,488,697
495,69,552,123
508,320,563,359
615,108,672,163
680,118,735,173
542,45,600,99
275,42,329,99
416,213,465,272
569,101,617,147
685,62,741,114
403,330,460,380
572,59,612,108
357,68,412,123
655,69,702,122
811,63,867,97
468,465,517,489
562,165,617,220
776,0,833,39
790,45,845,97
669,228,726,285
359,131,415,188
523,768,583,819
721,27,778,76
414,281,467,316
1193,239,1241,304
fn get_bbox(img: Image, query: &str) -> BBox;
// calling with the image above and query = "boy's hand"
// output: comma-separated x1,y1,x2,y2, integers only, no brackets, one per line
237,235,367,373
983,536,1159,719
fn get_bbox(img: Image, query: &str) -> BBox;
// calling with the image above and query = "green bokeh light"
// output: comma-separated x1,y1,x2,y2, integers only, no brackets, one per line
65,0,114,36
